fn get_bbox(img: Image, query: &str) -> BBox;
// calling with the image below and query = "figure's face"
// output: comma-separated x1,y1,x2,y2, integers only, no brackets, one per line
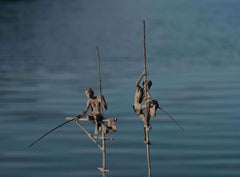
85,91,90,98
143,84,150,91
85,88,93,98
143,80,152,90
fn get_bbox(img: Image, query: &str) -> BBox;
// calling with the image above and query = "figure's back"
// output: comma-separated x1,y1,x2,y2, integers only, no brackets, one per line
134,86,144,104
90,97,101,115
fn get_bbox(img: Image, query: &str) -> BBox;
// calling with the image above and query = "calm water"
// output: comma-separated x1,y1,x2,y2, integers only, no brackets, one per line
1,0,240,177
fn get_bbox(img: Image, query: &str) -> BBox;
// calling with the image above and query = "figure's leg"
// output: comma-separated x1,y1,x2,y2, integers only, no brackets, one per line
134,103,152,143
104,118,117,133
138,113,151,129
138,113,147,125
150,105,156,118
86,115,99,135
138,113,151,144
94,115,103,135
144,126,151,145
87,115,95,123
94,116,99,135
149,101,158,118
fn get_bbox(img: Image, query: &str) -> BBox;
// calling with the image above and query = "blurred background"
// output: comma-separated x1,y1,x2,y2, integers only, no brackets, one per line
1,0,240,177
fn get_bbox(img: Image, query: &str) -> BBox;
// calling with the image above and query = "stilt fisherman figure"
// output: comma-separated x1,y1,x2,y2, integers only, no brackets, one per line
133,71,158,144
78,88,108,135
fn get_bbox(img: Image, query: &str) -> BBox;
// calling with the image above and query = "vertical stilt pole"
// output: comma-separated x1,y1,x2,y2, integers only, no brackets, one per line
96,47,109,177
143,19,151,177
146,138,151,177
98,125,109,177
102,127,106,177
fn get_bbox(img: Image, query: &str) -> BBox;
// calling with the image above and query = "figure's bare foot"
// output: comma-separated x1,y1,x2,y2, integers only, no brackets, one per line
144,124,152,132
144,139,151,145
144,125,151,145
65,117,78,121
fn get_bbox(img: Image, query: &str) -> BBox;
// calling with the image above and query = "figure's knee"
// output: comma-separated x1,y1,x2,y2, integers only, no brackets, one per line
87,115,94,122
133,103,145,114
150,107,157,117
150,100,158,117
139,114,149,124
105,118,118,133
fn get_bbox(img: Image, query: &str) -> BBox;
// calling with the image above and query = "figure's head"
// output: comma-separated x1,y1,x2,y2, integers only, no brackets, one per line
143,80,152,89
85,88,94,98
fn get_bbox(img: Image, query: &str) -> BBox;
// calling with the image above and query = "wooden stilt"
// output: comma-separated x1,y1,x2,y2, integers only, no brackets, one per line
143,19,152,177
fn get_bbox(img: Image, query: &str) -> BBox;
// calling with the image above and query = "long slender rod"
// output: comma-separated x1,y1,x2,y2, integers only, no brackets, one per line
28,119,74,148
143,19,151,177
102,127,106,177
96,47,103,98
96,46,108,177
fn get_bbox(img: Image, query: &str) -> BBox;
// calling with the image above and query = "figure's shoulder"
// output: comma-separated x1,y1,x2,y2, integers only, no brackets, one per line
97,95,106,102
96,96,102,102
89,97,97,102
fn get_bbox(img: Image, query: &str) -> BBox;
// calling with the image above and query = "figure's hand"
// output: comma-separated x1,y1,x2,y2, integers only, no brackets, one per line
77,114,83,119
142,71,147,76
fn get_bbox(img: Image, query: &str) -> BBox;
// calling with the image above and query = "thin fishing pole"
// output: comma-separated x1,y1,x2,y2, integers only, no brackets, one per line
28,119,74,148
158,107,183,131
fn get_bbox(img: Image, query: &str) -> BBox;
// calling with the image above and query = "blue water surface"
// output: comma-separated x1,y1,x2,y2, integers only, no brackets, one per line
1,0,240,177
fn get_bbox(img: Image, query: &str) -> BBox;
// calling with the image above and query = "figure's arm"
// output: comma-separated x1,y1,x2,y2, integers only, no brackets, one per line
136,71,146,87
97,95,107,111
78,100,90,118
99,95,107,111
